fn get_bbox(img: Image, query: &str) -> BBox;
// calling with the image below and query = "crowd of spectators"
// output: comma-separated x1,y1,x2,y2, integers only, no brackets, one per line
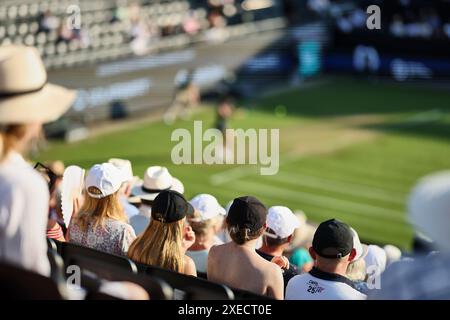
0,0,283,62
319,0,450,41
1,45,450,300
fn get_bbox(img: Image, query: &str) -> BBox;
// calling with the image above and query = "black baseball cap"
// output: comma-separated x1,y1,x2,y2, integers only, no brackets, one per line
312,219,354,259
151,190,194,223
227,196,267,230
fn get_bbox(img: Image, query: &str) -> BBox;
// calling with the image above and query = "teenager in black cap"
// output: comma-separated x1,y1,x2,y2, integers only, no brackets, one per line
207,196,284,299
128,190,197,276
285,219,367,300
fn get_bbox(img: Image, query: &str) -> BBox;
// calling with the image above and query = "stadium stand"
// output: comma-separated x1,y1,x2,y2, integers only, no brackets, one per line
47,239,270,300
0,0,286,68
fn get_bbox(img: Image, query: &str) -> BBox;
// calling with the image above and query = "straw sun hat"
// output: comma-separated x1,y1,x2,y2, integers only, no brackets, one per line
0,45,75,124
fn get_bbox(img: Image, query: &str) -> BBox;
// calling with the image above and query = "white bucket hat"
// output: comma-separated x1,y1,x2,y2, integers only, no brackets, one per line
85,163,125,199
189,194,226,221
131,166,184,201
0,46,75,123
265,206,301,239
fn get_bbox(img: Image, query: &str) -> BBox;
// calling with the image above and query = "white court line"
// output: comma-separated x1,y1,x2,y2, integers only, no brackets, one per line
217,183,410,238
227,180,406,222
271,171,406,205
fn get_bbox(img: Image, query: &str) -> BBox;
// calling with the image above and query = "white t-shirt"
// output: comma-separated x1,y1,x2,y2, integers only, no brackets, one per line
130,205,151,236
286,268,367,300
186,249,209,273
0,152,50,276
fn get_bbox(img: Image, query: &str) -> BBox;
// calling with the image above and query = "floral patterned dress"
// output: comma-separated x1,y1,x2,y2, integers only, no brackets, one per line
69,218,136,256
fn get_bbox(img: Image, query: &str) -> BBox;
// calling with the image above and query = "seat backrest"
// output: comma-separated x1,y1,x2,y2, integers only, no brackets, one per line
58,241,138,279
56,241,173,300
135,262,234,300
231,287,274,300
0,262,62,300
47,247,70,295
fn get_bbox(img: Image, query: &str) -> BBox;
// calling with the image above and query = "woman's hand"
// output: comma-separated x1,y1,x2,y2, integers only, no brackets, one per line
271,255,290,270
182,225,196,252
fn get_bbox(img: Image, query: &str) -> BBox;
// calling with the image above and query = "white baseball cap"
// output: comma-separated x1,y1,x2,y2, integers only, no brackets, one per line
85,163,125,199
408,171,450,251
351,227,368,261
364,244,387,275
266,206,301,239
108,158,134,182
189,194,226,221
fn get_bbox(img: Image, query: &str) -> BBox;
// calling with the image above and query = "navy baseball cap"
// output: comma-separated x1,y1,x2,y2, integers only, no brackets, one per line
151,190,194,223
226,196,267,231
312,219,354,259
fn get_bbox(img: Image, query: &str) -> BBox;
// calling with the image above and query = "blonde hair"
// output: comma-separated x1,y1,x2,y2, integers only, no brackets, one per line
72,187,127,232
346,258,367,282
187,210,217,240
0,124,28,161
128,218,185,273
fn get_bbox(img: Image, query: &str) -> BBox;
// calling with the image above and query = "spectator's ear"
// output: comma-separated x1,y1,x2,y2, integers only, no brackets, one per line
348,248,357,262
287,234,293,244
308,246,317,260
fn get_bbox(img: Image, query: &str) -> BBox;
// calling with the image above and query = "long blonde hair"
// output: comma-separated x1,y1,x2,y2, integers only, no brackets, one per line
128,218,185,273
73,187,127,232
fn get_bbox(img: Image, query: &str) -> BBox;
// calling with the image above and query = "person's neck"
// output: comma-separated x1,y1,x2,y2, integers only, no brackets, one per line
315,262,348,277
232,238,259,251
258,244,284,257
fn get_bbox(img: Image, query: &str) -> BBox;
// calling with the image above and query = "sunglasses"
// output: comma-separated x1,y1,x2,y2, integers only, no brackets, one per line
34,162,59,193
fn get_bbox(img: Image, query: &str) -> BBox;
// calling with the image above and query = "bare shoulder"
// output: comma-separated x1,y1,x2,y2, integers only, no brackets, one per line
208,243,227,258
184,255,197,276
263,259,283,279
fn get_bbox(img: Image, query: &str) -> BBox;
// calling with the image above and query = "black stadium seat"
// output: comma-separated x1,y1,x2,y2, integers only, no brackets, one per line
53,240,173,299
57,240,138,277
0,262,63,300
135,262,235,300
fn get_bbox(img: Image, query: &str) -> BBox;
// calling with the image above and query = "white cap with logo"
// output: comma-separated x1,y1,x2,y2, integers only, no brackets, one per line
266,206,301,239
85,163,125,199
189,194,226,221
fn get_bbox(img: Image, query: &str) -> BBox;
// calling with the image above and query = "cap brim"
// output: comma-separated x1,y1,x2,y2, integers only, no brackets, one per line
131,176,184,201
131,184,159,201
0,83,76,124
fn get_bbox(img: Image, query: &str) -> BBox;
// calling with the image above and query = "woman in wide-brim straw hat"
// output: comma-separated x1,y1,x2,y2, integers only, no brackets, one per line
0,46,75,276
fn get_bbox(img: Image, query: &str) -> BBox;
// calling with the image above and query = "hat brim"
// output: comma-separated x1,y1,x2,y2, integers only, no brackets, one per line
131,177,184,201
0,83,76,124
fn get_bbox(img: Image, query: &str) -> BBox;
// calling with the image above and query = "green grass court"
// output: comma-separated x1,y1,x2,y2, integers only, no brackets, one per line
37,78,450,250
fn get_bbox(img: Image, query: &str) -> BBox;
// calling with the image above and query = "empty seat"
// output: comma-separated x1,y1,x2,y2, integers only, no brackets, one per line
52,240,173,299
57,240,138,278
135,262,235,300
0,262,63,300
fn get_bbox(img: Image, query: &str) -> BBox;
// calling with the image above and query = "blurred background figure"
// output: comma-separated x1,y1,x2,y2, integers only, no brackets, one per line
164,69,200,125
